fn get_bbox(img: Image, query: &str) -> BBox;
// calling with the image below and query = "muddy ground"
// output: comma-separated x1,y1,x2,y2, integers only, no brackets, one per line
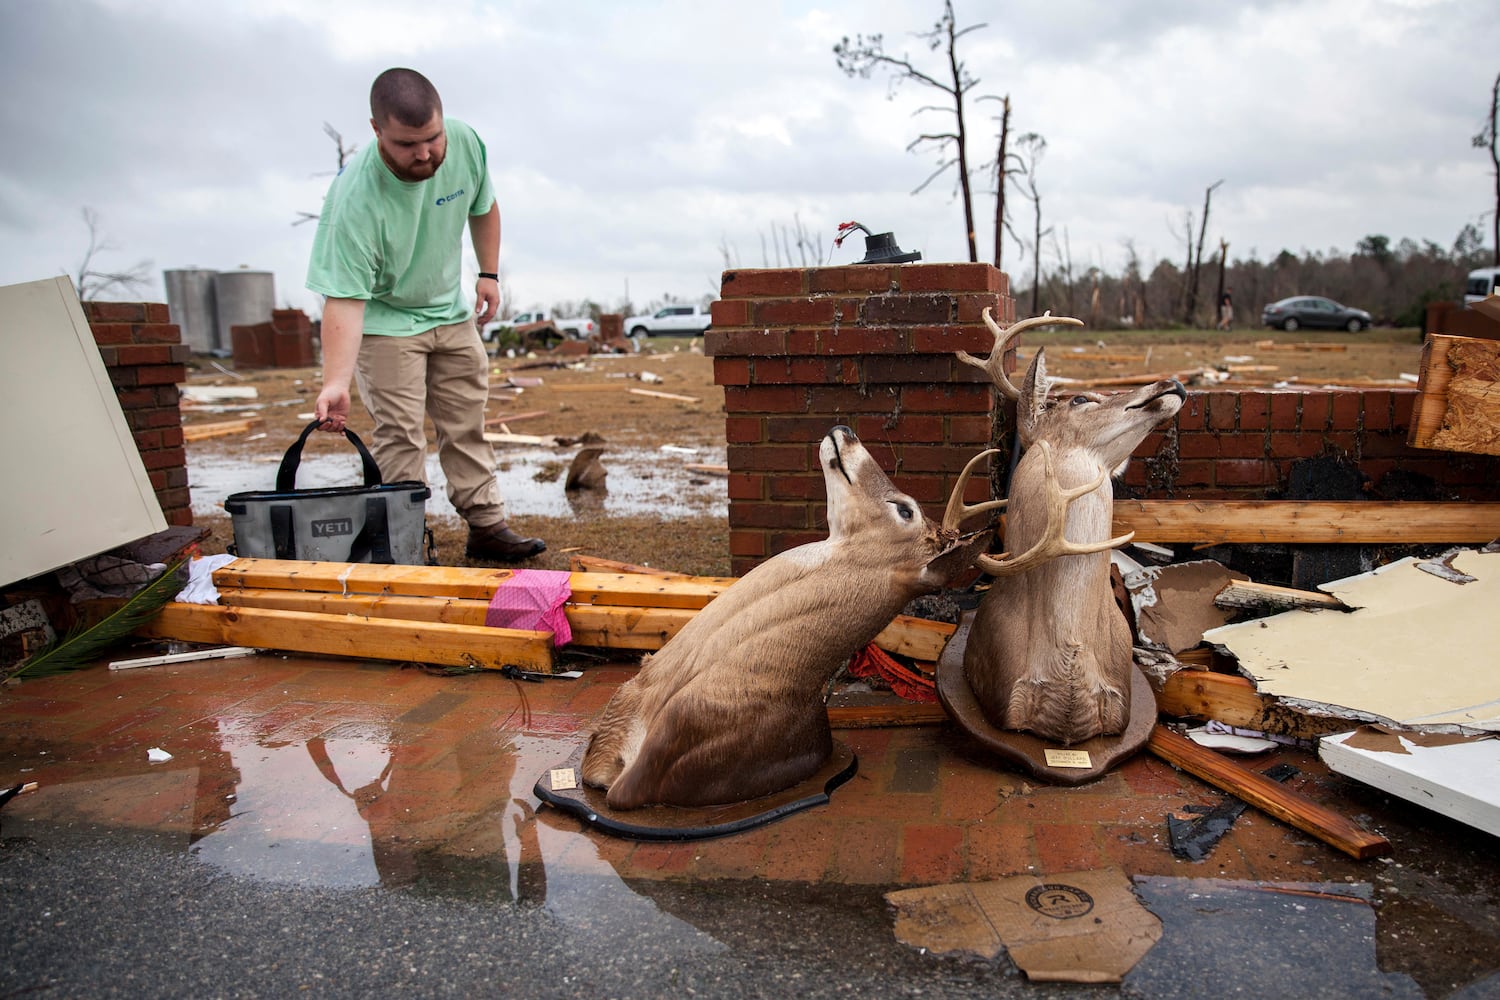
183,327,1426,578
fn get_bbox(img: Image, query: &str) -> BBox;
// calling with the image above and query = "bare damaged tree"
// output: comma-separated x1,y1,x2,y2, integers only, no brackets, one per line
1474,70,1500,266
1012,132,1051,315
294,123,360,226
980,93,1014,269
835,1,987,262
1183,179,1224,325
73,207,153,302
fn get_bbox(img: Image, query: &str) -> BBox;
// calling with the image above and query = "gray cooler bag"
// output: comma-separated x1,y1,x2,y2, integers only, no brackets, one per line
226,419,432,564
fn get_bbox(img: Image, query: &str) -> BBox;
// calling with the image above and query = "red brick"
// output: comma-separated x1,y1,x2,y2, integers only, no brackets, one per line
114,344,175,366
729,530,765,557
709,298,750,327
806,384,895,413
142,447,186,471
819,326,907,356
720,268,807,297
861,294,952,325
726,443,810,472
1329,389,1363,430
896,262,999,293
767,415,837,443
133,429,162,452
954,292,1010,323
1237,390,1272,431
707,327,788,358
966,820,1036,880
725,385,808,414
1218,432,1271,459
1176,393,1208,431
1215,459,1273,487
854,413,944,443
1207,391,1240,430
144,303,171,323
89,322,134,346
900,383,991,413
1391,389,1417,432
758,356,840,385
1269,391,1301,431
911,323,996,355
1174,460,1215,487
948,414,993,444
86,301,146,323
1298,391,1332,433
1176,431,1219,459
753,297,839,326
727,473,763,500
728,502,809,530
809,266,899,294
1361,390,1394,432
724,415,763,444
863,354,952,384
1268,432,1324,459
132,322,181,344
136,363,186,386
830,818,903,884
769,474,827,501
900,823,966,884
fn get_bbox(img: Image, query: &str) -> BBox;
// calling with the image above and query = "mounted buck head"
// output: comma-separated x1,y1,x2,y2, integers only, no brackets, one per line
953,308,1186,746
581,425,981,810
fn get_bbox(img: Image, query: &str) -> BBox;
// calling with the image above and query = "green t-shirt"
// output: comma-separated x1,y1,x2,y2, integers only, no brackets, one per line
306,117,495,336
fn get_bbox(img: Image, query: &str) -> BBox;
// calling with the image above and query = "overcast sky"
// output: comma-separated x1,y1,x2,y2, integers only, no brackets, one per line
2,0,1497,321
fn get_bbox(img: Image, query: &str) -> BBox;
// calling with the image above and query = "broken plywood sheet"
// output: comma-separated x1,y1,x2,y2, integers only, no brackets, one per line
1124,559,1248,653
1320,726,1500,836
886,867,1161,983
1203,549,1500,732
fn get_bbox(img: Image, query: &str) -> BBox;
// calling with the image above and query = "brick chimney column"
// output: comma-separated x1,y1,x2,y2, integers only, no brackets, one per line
707,263,1015,577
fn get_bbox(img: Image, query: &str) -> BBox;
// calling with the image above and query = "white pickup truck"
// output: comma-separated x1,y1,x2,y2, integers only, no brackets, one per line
624,304,713,338
482,309,597,342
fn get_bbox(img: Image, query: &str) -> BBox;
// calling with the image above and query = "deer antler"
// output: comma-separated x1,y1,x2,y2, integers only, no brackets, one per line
956,308,1085,400
974,441,1136,578
942,448,1008,532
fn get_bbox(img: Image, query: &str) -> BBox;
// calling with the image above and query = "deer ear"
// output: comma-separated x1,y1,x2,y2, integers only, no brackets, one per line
1016,349,1049,446
919,530,993,589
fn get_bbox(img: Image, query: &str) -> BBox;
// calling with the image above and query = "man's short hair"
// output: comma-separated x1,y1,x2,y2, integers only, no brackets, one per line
370,69,442,127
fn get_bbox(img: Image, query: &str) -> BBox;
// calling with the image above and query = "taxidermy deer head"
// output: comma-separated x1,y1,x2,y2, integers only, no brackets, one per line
955,309,1186,744
580,425,981,810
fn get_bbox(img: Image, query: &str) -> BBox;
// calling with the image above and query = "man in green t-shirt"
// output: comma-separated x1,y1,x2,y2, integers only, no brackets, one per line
307,68,544,562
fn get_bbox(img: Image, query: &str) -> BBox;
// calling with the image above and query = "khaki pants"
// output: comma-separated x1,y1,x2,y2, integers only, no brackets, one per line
353,320,505,529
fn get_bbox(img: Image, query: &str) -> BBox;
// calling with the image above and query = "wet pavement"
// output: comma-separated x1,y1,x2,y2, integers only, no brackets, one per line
2,651,1498,997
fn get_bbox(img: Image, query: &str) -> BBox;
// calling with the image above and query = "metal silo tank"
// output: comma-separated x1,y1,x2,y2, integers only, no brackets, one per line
212,268,276,351
163,267,220,353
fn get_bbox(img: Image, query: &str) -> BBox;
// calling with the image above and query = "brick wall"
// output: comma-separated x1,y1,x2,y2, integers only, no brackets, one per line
1123,388,1500,502
230,308,316,368
85,301,192,527
710,263,1500,576
708,263,1014,577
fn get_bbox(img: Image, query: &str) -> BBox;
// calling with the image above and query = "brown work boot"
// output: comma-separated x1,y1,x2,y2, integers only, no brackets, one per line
465,523,546,562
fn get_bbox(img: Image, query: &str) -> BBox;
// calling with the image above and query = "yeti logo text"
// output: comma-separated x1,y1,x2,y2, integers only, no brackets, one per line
311,518,354,538
435,188,465,206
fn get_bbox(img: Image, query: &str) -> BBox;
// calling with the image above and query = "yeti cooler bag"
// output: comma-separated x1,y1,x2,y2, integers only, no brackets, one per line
226,418,431,564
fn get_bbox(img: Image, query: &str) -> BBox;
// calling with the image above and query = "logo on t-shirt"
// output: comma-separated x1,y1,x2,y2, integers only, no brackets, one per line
435,188,466,206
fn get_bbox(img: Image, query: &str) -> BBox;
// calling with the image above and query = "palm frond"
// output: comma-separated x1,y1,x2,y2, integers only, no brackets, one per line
8,558,188,680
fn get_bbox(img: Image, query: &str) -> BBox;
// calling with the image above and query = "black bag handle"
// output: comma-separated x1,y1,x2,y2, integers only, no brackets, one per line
277,419,385,493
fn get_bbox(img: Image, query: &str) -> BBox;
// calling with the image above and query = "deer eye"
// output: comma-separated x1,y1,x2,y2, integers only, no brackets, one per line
892,501,915,521
1069,395,1091,407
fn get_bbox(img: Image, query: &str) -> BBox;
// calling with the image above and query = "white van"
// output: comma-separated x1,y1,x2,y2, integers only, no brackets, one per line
1464,266,1500,306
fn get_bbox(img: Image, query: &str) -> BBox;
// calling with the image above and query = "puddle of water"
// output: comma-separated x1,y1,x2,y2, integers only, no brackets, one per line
189,444,727,520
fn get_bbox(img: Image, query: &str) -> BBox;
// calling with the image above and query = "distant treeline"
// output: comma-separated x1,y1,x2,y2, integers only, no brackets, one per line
1029,224,1491,331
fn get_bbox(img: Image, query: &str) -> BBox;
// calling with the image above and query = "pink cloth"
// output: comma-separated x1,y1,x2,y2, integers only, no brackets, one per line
486,569,573,646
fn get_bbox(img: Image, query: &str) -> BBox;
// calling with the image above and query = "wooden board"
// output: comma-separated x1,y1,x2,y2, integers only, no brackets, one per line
1321,729,1500,837
1147,725,1390,860
182,417,263,442
1153,668,1351,742
1408,334,1500,456
211,559,735,608
1112,500,1500,544
140,603,555,672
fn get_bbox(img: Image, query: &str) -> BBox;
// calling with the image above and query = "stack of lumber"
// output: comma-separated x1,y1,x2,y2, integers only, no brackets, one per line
136,558,955,675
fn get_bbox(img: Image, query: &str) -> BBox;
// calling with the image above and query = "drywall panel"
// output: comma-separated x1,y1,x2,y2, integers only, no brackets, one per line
1321,728,1500,836
1203,550,1500,731
0,277,166,587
